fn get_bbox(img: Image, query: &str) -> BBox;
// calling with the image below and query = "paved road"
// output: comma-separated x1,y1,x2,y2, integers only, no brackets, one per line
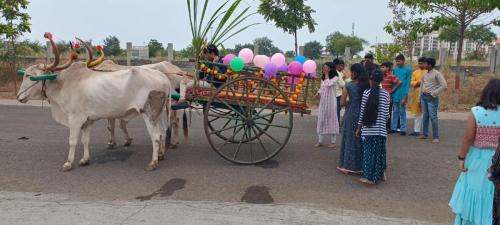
0,104,465,224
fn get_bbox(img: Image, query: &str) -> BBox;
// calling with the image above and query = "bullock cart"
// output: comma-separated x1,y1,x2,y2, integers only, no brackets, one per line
186,61,313,165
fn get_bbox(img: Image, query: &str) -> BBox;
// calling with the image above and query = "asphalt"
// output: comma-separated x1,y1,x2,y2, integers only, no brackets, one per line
0,103,466,224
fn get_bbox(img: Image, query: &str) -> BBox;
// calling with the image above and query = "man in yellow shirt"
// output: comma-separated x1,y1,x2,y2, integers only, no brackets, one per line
409,57,427,136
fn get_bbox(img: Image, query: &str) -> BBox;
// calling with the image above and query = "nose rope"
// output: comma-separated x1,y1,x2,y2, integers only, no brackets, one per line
16,80,49,100
16,81,40,99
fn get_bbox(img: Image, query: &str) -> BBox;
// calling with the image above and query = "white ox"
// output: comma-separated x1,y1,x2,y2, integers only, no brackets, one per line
16,33,173,171
91,59,188,149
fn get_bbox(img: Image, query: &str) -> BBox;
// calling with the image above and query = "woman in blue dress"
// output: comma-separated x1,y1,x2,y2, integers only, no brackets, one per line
337,64,370,174
449,79,500,225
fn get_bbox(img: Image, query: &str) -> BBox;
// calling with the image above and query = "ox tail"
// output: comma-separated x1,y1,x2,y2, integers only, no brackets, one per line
183,109,188,141
165,90,172,146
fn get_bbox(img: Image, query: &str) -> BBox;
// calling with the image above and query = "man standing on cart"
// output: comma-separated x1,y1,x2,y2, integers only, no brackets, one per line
172,44,226,110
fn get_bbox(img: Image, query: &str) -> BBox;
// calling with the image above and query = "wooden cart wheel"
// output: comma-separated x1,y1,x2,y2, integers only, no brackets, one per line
204,77,293,164
206,107,275,143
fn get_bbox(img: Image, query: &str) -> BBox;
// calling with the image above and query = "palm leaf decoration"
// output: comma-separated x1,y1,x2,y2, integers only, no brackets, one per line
187,0,258,61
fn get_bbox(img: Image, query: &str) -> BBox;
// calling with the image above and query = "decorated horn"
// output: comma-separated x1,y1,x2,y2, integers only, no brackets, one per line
75,37,93,66
88,45,105,68
43,32,60,71
54,52,79,71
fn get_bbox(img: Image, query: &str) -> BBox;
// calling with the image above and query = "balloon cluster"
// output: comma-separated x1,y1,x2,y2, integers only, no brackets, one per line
221,48,318,102
223,48,317,79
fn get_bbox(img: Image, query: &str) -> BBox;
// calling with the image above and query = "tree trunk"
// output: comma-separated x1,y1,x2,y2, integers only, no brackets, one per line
294,30,298,56
456,20,466,66
9,37,17,96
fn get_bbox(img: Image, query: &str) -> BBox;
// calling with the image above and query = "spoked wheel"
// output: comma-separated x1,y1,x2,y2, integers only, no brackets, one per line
206,107,275,143
204,77,293,165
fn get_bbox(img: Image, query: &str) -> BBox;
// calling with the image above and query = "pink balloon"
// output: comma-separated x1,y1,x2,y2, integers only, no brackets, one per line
253,55,270,69
271,53,286,67
223,54,235,65
238,48,254,64
303,60,317,74
288,61,303,75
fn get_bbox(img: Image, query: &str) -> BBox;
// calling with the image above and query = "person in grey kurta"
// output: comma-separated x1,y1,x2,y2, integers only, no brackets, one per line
337,63,370,174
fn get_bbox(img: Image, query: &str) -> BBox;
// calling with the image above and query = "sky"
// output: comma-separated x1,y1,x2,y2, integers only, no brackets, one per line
22,0,500,53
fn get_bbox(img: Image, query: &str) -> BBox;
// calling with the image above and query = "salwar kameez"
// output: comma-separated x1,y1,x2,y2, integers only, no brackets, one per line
317,77,339,143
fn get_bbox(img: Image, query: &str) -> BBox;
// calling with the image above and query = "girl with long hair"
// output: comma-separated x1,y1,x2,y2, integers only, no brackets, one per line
356,69,390,184
337,63,370,174
315,62,340,148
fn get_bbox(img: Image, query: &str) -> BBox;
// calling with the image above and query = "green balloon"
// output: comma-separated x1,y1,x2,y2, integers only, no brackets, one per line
230,57,244,72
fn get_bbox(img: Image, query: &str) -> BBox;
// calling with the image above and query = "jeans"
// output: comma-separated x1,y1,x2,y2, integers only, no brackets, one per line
421,94,439,139
392,101,407,132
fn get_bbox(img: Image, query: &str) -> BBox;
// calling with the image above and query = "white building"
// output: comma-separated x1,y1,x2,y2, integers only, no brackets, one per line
412,31,491,59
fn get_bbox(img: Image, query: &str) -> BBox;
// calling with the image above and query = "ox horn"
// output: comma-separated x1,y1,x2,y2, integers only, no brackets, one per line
43,32,60,71
53,42,80,71
75,37,93,66
88,45,105,68
53,52,79,71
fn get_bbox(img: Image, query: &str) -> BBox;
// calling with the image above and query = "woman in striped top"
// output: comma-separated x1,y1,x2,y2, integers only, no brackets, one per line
356,69,391,184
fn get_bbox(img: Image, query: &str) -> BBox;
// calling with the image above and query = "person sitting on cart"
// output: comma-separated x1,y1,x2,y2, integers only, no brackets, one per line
172,44,227,110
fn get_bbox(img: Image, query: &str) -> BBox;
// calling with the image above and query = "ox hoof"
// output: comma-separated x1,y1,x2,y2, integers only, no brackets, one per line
124,139,133,147
144,161,158,171
78,158,90,166
107,142,116,149
62,162,72,171
158,154,165,161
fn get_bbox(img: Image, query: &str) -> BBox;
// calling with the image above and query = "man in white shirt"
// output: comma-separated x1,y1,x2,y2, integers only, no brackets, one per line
333,58,346,128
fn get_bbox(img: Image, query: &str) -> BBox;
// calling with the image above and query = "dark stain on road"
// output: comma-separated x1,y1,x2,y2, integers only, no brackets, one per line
241,186,274,204
256,160,279,169
92,150,134,164
18,137,29,140
136,178,187,201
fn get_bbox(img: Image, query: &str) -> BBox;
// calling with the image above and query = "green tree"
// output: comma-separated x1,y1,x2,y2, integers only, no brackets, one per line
233,43,255,54
103,36,122,56
384,2,435,60
176,45,196,59
258,0,316,56
303,40,322,59
55,40,72,54
0,0,31,92
253,37,281,55
148,39,164,57
374,43,404,63
422,49,439,59
391,0,499,66
465,25,496,56
325,32,367,57
285,50,295,58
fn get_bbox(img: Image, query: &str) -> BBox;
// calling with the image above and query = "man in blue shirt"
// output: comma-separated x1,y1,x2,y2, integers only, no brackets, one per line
391,54,412,135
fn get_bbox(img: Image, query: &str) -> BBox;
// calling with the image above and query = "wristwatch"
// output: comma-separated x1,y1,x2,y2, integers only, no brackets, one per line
458,156,466,161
